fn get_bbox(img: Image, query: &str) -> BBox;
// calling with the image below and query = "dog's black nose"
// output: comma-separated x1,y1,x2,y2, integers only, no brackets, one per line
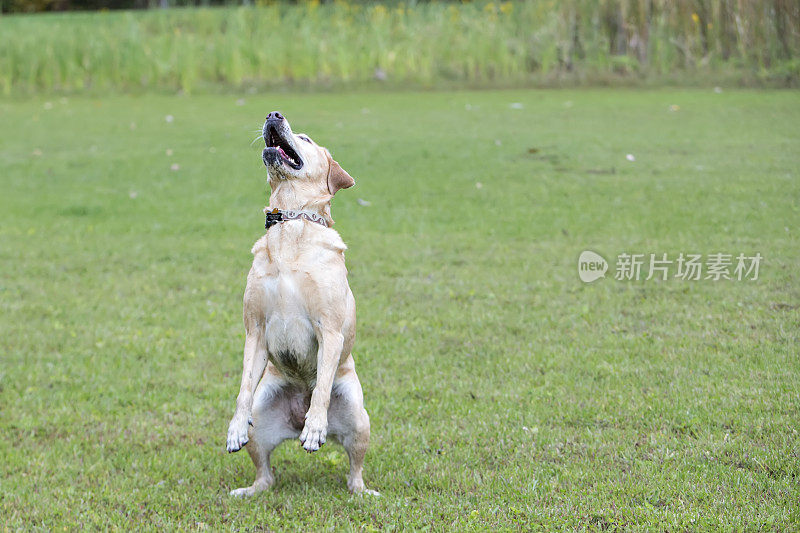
266,111,284,121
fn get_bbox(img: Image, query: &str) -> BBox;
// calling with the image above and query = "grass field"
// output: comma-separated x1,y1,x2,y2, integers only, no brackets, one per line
1,88,799,529
2,1,799,95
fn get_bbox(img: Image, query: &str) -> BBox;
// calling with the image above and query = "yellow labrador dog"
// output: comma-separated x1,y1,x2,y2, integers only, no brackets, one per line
226,111,376,496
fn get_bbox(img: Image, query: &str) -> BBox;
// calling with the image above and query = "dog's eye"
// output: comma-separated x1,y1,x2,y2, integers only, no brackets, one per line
298,135,312,144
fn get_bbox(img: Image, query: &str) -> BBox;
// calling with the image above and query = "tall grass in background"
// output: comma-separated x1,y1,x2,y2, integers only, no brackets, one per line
1,0,798,95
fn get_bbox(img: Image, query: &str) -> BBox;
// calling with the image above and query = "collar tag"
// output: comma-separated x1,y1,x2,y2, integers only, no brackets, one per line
265,208,283,229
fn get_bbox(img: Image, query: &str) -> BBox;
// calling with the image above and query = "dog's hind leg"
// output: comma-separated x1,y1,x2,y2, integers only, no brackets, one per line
230,438,273,498
230,364,298,497
328,359,379,495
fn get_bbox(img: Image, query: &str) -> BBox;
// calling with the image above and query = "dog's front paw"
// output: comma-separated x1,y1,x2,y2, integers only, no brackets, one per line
299,412,327,452
226,413,250,453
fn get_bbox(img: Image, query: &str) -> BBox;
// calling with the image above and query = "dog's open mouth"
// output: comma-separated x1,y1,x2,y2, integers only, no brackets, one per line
263,124,303,170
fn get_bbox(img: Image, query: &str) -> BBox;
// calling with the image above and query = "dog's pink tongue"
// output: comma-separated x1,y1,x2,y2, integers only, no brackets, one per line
277,147,287,159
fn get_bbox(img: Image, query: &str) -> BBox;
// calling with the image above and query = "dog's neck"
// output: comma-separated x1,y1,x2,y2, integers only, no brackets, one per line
266,179,334,227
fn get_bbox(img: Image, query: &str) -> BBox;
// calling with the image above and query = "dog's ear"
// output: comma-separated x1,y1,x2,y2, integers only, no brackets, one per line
327,154,355,195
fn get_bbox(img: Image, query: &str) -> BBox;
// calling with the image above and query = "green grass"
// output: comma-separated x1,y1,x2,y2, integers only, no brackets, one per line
2,1,799,95
1,88,799,529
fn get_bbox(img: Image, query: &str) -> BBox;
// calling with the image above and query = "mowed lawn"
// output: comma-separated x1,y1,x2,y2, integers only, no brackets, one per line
1,89,798,530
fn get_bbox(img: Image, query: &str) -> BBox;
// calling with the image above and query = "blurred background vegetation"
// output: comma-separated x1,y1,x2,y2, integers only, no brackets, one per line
1,0,798,94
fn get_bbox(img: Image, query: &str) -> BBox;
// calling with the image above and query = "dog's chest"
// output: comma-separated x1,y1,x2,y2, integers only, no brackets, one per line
261,273,318,384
